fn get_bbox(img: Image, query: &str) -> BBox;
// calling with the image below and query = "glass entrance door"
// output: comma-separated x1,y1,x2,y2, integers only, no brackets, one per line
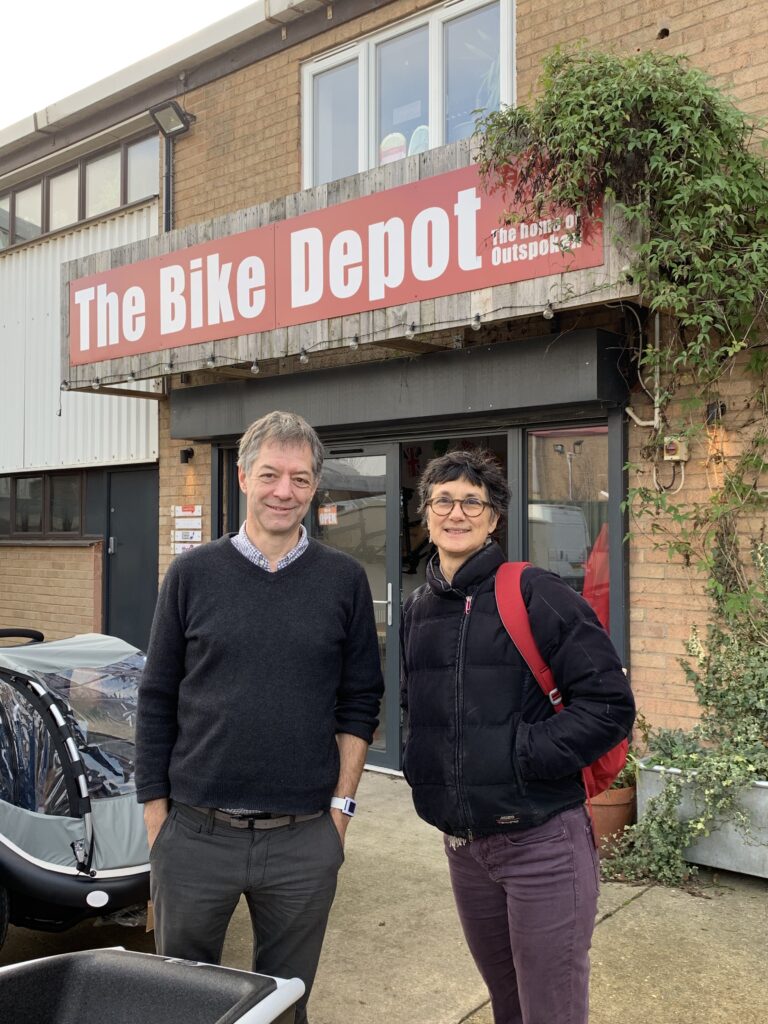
311,444,400,770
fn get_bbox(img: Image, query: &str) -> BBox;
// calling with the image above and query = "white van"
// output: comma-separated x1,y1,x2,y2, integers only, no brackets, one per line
528,503,591,589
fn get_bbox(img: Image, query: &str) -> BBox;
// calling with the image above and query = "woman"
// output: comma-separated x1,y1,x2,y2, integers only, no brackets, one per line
400,448,635,1024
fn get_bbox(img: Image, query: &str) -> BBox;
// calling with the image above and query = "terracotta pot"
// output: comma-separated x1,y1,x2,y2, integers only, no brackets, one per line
591,785,637,857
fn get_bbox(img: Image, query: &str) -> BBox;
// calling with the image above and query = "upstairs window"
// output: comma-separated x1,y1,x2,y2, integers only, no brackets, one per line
302,0,513,187
0,134,159,250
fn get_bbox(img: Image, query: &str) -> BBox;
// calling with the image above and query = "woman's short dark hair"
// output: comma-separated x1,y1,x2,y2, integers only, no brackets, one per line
417,448,510,524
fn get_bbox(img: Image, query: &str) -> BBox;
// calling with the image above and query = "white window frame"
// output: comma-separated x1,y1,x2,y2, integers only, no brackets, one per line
301,0,514,188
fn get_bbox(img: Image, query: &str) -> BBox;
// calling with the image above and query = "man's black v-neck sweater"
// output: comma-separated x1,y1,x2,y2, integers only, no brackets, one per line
135,535,383,812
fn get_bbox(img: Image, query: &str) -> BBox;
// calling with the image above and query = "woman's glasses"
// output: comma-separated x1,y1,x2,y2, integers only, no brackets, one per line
425,497,491,517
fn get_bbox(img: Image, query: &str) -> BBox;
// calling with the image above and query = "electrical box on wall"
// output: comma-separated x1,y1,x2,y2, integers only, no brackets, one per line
663,436,689,462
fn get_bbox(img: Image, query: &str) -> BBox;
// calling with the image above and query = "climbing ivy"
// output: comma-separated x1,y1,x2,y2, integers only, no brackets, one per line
476,48,768,886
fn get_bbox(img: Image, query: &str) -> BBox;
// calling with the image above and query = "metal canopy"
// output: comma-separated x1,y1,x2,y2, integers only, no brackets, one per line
170,330,628,442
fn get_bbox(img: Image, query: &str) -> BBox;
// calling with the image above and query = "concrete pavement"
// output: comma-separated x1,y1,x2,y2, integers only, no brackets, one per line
2,770,766,1022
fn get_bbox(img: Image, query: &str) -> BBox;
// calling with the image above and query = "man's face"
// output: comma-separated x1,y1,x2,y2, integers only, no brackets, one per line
238,439,318,545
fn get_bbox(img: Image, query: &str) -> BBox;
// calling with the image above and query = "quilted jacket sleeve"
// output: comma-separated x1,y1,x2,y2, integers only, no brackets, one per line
513,568,635,781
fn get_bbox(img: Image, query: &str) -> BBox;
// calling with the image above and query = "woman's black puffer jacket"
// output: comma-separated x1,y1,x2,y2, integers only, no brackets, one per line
400,541,635,838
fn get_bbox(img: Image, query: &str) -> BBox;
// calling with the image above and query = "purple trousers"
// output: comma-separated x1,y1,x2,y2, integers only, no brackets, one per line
445,805,599,1024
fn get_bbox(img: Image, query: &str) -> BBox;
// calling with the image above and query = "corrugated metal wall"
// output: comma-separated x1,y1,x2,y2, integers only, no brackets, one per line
0,203,159,472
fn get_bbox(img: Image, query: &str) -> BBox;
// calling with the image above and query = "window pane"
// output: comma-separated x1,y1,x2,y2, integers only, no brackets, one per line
377,27,429,165
313,60,358,186
49,168,79,231
0,477,9,534
527,428,609,622
85,150,121,218
14,477,43,533
50,474,81,533
127,136,159,202
444,2,500,144
0,195,9,248
15,183,42,242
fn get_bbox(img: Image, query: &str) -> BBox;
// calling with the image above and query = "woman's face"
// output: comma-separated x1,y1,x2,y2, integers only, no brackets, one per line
425,476,500,568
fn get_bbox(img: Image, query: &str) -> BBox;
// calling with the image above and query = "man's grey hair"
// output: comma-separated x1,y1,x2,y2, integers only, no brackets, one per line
237,410,324,478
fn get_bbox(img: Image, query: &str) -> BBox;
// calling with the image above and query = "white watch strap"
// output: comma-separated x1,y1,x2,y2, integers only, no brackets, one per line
330,796,356,816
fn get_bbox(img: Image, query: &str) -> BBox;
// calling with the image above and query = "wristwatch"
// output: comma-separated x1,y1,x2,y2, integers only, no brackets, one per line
330,796,357,817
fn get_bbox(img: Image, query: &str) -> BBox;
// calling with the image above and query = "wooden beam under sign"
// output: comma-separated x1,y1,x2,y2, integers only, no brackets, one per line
368,337,460,354
69,385,165,400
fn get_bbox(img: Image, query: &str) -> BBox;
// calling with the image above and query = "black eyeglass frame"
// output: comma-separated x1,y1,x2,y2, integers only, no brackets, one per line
424,497,493,518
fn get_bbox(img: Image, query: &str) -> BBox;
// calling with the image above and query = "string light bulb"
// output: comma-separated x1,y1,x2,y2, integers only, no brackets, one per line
542,302,555,320
299,348,309,364
60,380,70,391
206,354,216,368
250,359,260,375
350,335,359,351
91,378,101,391
404,322,417,341
471,314,482,331
164,359,174,373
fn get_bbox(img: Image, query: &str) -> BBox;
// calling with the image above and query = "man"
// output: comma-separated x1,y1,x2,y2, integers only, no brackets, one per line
136,410,383,1024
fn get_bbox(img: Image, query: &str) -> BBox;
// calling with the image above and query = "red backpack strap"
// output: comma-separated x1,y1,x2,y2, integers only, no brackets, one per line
494,562,563,712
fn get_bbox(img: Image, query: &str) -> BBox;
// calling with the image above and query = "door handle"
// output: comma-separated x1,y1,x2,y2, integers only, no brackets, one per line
107,536,116,555
372,583,393,626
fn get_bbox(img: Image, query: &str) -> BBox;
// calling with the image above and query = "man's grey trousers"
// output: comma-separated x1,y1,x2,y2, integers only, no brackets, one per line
150,803,344,1024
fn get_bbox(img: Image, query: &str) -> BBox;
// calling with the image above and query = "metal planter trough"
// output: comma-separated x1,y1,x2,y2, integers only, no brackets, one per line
637,764,768,879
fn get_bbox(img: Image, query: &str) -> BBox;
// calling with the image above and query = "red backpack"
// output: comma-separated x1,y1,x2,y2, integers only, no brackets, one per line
495,561,628,799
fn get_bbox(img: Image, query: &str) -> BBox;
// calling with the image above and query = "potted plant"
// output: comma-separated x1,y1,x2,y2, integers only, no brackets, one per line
591,753,638,857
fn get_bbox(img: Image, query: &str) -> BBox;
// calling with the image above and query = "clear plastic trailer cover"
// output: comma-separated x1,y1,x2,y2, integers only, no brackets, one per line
0,634,149,871
0,634,144,809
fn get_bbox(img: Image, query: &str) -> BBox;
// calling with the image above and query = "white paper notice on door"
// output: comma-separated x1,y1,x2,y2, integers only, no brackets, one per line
173,542,199,554
318,504,338,526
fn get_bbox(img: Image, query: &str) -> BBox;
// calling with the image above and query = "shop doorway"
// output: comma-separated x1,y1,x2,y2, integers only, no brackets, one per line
312,444,400,769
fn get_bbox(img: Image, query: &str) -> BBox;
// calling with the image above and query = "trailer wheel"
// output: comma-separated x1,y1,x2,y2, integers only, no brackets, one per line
0,885,8,951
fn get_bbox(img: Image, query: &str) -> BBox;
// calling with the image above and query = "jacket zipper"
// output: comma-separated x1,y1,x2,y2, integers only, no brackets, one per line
454,593,473,838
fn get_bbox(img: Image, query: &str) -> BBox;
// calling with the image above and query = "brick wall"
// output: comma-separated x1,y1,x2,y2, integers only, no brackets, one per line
516,0,768,119
157,401,213,581
626,344,765,731
0,544,102,642
172,0,768,228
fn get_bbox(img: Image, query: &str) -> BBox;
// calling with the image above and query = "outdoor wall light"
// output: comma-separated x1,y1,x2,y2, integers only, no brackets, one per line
179,447,194,464
149,100,195,138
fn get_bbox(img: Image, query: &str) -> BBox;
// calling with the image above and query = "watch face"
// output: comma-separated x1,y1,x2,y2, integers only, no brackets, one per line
346,799,357,815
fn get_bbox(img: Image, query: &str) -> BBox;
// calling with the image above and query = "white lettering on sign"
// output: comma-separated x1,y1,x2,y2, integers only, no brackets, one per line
329,231,363,300
236,257,266,318
368,218,405,301
288,186,483,307
123,287,146,342
159,257,266,335
490,214,582,267
291,228,324,308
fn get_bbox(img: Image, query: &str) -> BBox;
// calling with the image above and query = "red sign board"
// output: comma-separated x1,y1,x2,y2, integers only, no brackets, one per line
68,165,603,366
